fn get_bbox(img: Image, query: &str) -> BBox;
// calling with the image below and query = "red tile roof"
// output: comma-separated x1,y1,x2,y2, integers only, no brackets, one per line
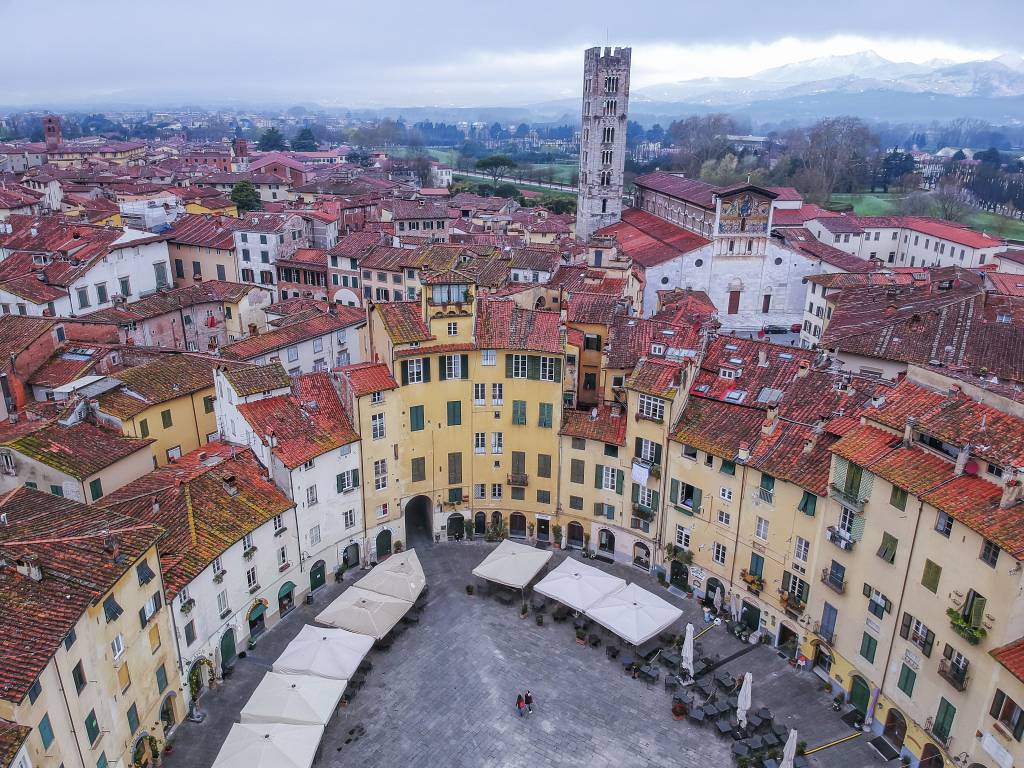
633,172,718,209
222,362,292,397
0,719,30,767
338,362,398,397
606,315,701,370
560,403,627,445
4,420,152,478
0,315,55,364
775,228,876,273
220,309,363,361
374,301,433,345
98,442,294,598
770,204,839,228
237,372,358,468
628,358,684,399
595,208,710,268
475,300,562,354
166,213,238,249
98,354,241,419
992,637,1024,684
566,292,623,324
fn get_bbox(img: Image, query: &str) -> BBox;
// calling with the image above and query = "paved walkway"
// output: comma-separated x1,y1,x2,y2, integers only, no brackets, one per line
163,538,883,768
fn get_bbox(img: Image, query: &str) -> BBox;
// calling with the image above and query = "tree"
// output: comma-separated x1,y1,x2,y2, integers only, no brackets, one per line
515,123,530,138
476,155,517,183
411,154,433,187
291,128,318,152
257,127,287,151
932,179,968,222
800,117,879,201
230,181,262,214
951,149,967,162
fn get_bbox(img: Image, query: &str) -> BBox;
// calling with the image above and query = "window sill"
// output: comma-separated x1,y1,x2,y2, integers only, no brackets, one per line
249,584,262,595
219,608,232,620
273,527,288,537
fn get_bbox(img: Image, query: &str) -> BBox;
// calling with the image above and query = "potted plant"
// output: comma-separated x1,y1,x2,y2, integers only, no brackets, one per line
947,608,987,644
180,598,195,614
393,540,404,553
584,532,591,552
797,741,807,756
671,701,687,720
527,522,535,541
552,523,563,549
464,518,474,540
520,603,529,619
657,571,666,586
575,628,587,645
466,584,475,595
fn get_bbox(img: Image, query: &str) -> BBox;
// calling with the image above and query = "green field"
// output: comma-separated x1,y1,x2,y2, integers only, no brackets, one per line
452,173,576,199
831,193,1024,240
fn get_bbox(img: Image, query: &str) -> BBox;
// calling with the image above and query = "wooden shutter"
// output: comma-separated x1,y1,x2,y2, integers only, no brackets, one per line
970,593,987,628
615,469,624,495
351,468,359,487
863,582,872,598
653,443,662,466
635,437,643,458
594,502,603,517
631,483,640,503
459,354,469,379
527,355,540,380
899,612,912,639
448,452,462,484
922,629,935,658
439,357,448,381
691,487,702,513
651,490,660,510
670,479,679,504
922,560,942,593
422,359,431,382
594,464,603,489
505,354,513,377
991,689,1006,719
552,358,562,381
850,514,866,542
400,360,409,385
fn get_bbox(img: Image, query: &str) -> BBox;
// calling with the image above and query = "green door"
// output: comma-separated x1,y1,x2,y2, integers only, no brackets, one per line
310,560,326,592
219,629,236,672
850,676,871,715
376,529,392,559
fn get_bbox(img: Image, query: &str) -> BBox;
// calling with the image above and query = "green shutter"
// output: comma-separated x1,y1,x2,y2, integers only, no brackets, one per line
351,468,359,487
460,354,469,379
922,629,935,657
631,483,640,503
615,469,624,495
970,594,987,628
422,358,431,382
900,612,912,639
991,690,1007,719
595,464,604,489
921,560,941,593
670,479,679,504
934,699,955,740
877,532,898,563
447,401,461,426
850,513,866,542
527,355,540,380
594,502,603,517
635,437,643,458
651,490,659,510
336,474,344,493
439,357,448,381
552,358,562,381
410,405,424,431
897,664,916,697
653,443,662,466
860,632,877,663
798,491,816,516
505,354,514,377
539,402,552,428
400,360,409,385
691,487,702,512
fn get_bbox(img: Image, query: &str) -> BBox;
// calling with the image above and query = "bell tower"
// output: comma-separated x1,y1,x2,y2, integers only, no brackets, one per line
575,46,631,241
42,115,62,151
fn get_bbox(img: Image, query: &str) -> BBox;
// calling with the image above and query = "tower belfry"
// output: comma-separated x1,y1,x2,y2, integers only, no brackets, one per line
575,46,631,241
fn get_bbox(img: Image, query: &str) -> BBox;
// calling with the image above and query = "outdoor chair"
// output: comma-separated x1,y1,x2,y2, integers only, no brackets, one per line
588,633,601,648
664,676,679,692
687,707,706,725
552,605,571,622
761,731,780,748
715,719,733,737
605,645,620,660
357,659,372,674
375,635,393,651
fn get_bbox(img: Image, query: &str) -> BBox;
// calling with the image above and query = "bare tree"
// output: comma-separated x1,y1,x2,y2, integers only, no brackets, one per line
803,117,879,201
932,180,969,222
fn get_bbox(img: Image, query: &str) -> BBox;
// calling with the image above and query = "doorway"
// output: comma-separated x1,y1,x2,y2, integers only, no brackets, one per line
160,693,177,731
669,560,688,589
633,542,651,570
536,518,550,542
704,578,724,609
919,744,944,768
248,601,267,638
510,513,527,539
309,560,326,592
343,542,360,569
598,528,615,556
474,512,486,536
740,601,761,632
850,676,871,716
219,629,237,675
883,709,907,751
778,623,799,658
567,521,584,549
278,581,296,616
375,529,392,560
404,495,432,543
447,513,465,540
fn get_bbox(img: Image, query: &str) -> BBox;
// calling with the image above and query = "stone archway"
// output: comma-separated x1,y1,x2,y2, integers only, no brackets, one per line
474,511,487,536
669,560,688,589
919,743,944,768
404,495,432,543
883,708,908,751
219,629,237,674
160,693,178,731
446,513,465,540
633,542,651,570
598,528,615,555
566,521,584,549
375,529,393,560
704,578,724,609
509,513,527,539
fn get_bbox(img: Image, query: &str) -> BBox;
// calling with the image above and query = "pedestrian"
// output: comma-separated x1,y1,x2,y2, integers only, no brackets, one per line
516,693,525,717
524,690,534,714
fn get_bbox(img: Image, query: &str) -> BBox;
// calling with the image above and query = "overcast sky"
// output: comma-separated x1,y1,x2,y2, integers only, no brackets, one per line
1,0,1019,108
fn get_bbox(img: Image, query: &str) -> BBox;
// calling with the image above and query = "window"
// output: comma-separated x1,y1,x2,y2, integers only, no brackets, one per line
638,394,665,421
216,589,229,617
720,460,735,476
537,489,551,504
876,532,898,564
864,585,891,618
95,283,108,304
404,358,425,384
511,400,527,425
306,485,318,506
443,354,465,380
889,485,907,511
537,454,551,479
797,491,816,516
473,483,486,500
481,349,496,366
935,510,953,537
511,354,528,378
38,713,55,749
89,477,104,501
718,510,731,526
447,400,462,426
859,632,878,663
981,538,1000,568
758,474,775,503
85,709,100,744
604,444,618,458
156,663,168,694
447,321,458,336
540,357,557,381
897,663,916,697
409,405,424,432
712,542,727,565
474,432,486,454
161,409,173,428
990,690,1024,741
838,507,855,535
343,509,356,529
127,702,139,734
376,503,389,518
570,459,585,484
538,402,553,428
374,459,388,490
675,525,691,550
782,571,809,604
922,559,942,593
491,383,503,405
473,383,486,406
77,287,90,308
203,395,215,413
70,660,87,693
900,612,935,656
286,346,299,363
309,525,321,546
601,465,617,491
371,412,385,440
755,517,769,540
794,536,809,562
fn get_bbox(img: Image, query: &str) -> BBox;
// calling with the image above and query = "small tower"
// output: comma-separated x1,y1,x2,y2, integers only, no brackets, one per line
42,115,62,151
576,46,631,241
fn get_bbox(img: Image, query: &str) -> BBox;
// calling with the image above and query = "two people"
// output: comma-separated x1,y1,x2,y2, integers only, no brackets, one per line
515,690,535,717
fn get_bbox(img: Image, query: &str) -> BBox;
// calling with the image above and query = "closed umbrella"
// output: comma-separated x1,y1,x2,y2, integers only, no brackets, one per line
780,728,798,768
713,586,723,616
730,593,741,622
681,623,695,678
737,672,753,729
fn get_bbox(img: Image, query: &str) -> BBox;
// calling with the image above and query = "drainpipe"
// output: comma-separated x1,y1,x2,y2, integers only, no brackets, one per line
54,661,87,768
871,499,923,730
727,461,749,592
288,469,304,575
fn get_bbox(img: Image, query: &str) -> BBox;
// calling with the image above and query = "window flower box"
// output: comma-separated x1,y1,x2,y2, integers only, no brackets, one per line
248,583,261,595
180,598,195,614
213,570,227,583
243,546,258,561
947,608,987,645
278,562,291,573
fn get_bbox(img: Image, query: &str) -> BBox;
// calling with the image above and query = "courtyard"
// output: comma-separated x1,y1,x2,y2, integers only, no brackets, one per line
164,537,889,768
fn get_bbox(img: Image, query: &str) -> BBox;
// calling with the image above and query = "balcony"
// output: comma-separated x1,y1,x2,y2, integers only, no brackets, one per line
632,503,655,522
779,591,806,617
814,621,837,646
507,473,529,487
756,487,774,504
821,569,846,594
937,659,970,692
826,526,856,551
829,483,866,512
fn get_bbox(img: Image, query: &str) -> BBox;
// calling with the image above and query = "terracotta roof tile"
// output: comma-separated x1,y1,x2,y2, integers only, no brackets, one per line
4,421,152,479
220,310,363,361
222,362,291,397
475,300,562,354
560,403,627,446
337,362,398,397
595,208,710,268
374,301,433,345
0,720,30,767
628,358,684,399
98,354,243,419
992,636,1024,684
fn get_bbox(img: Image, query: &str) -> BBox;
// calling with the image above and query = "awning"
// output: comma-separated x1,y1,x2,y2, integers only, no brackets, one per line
278,581,297,599
273,624,373,680
249,602,267,622
211,722,323,768
354,549,426,602
585,582,683,646
314,586,412,640
471,539,552,589
240,672,346,726
534,556,626,612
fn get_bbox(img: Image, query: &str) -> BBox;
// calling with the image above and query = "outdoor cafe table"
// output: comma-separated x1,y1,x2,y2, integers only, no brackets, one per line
660,650,681,668
762,731,781,748
688,707,706,724
746,713,763,730
771,723,788,739
758,707,774,723
715,719,733,736
731,742,750,757
696,678,715,696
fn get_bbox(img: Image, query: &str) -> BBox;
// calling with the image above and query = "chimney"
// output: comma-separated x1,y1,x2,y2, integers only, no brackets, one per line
610,404,622,418
947,384,962,401
15,555,42,582
589,407,598,421
151,496,160,514
1000,468,1023,509
795,360,811,379
757,347,769,367
903,416,916,447
103,532,120,563
761,405,779,435
222,474,239,496
954,443,972,477
737,441,750,462
885,302,897,316
870,394,886,409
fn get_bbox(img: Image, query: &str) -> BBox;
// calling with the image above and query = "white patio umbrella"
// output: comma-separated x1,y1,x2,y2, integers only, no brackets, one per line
355,548,426,602
585,582,683,646
211,722,324,768
315,585,412,639
737,671,753,729
240,672,347,726
681,623,695,678
471,539,553,589
272,624,373,679
533,556,626,612
780,728,798,768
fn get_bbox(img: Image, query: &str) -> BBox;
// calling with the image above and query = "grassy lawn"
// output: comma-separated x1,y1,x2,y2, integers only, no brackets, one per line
452,173,576,199
831,193,1024,240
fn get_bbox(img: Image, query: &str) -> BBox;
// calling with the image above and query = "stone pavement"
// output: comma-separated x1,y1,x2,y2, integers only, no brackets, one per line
163,538,884,768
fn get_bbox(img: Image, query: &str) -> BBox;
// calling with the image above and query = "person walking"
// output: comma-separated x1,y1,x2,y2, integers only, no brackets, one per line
524,690,534,714
516,693,526,717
